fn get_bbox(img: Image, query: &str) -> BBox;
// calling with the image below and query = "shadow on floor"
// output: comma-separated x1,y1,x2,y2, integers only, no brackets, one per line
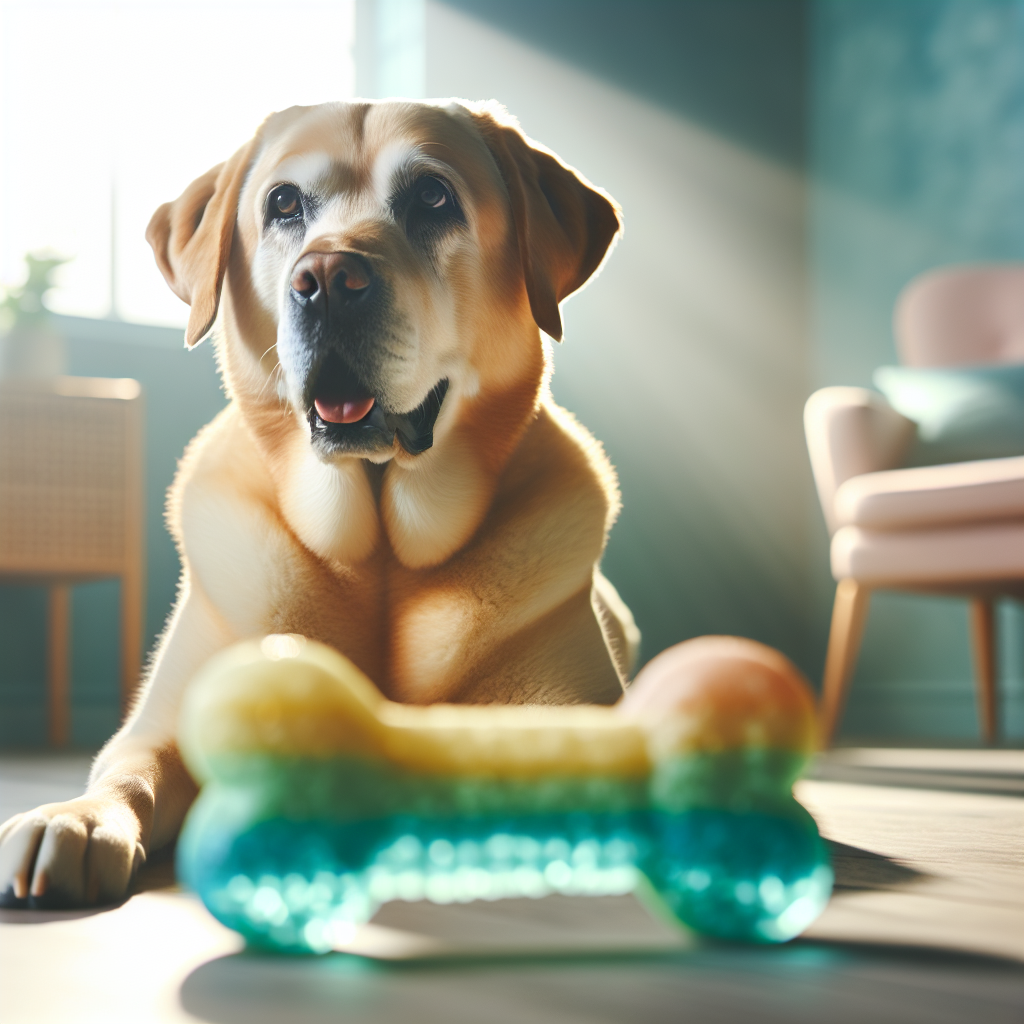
179,940,1024,1024
827,839,927,890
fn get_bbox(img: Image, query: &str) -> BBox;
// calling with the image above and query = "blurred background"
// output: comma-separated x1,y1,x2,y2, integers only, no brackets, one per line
0,0,1021,747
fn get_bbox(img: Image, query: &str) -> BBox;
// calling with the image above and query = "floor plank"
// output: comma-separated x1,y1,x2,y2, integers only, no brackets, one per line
809,748,1024,796
797,778,1023,962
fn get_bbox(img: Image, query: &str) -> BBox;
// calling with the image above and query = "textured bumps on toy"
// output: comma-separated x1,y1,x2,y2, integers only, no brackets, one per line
177,634,832,953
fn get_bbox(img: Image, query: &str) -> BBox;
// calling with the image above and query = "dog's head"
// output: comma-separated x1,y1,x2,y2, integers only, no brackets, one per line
147,100,620,467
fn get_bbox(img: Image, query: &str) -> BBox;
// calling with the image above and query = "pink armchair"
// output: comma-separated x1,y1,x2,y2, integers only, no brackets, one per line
805,265,1024,746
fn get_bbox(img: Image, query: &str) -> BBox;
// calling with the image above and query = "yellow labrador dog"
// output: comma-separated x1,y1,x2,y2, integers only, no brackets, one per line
0,99,638,908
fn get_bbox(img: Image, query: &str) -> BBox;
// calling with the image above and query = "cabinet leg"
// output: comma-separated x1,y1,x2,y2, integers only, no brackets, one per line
48,585,71,748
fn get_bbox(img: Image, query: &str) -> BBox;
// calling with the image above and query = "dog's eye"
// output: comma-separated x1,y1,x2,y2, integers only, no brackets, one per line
268,185,302,220
402,175,463,241
415,177,450,210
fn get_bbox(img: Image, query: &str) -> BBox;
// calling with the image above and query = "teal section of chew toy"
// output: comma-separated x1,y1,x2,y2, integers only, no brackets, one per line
177,635,832,953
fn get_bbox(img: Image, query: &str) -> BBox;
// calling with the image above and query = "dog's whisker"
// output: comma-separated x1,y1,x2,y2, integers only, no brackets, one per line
254,367,275,402
255,361,287,405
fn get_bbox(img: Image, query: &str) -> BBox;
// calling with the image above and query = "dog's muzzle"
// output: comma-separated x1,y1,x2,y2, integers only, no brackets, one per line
285,251,448,457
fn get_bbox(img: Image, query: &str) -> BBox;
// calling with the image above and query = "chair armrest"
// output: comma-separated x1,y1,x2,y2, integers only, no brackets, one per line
804,387,915,534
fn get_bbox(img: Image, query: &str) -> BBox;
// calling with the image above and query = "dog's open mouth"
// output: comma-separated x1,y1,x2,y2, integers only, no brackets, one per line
307,354,449,456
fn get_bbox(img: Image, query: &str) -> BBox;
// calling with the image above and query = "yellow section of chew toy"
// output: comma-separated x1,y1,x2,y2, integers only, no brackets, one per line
179,634,817,783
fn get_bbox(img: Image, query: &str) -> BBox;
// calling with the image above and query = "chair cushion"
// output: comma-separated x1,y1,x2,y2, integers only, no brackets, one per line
834,455,1024,531
831,520,1024,585
873,363,1024,466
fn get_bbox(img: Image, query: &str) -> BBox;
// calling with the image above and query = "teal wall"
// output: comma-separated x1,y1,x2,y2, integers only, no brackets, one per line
809,0,1024,739
440,0,807,167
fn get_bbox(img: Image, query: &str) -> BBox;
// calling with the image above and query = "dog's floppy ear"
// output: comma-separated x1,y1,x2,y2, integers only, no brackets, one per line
146,135,260,347
471,107,622,341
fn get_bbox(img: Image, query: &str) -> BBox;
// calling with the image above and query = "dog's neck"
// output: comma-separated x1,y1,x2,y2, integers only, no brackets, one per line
379,364,543,568
235,372,541,572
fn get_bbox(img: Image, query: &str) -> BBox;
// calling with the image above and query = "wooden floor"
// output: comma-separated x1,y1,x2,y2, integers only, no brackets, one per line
1,749,1021,1024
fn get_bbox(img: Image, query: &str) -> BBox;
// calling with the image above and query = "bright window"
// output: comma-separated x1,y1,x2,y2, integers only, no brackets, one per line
0,0,355,327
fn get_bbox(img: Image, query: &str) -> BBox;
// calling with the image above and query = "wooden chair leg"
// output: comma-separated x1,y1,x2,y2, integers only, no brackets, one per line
819,579,871,750
48,584,71,748
969,597,997,745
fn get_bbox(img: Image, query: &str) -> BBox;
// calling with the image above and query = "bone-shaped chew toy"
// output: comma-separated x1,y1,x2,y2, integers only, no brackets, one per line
177,635,832,953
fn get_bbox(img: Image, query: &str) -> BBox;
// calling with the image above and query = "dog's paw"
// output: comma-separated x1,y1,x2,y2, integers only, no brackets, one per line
0,798,144,908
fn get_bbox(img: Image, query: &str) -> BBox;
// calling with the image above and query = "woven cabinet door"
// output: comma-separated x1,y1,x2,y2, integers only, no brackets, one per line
0,377,142,580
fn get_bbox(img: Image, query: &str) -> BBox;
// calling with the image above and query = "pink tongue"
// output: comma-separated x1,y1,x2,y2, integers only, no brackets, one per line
314,396,376,424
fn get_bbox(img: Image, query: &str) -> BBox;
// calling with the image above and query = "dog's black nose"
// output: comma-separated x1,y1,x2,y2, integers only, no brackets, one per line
290,251,373,310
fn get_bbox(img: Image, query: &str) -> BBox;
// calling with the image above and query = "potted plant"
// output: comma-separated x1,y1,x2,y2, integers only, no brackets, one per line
0,253,69,378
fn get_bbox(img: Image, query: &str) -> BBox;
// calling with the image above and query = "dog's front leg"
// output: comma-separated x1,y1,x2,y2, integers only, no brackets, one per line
0,577,232,907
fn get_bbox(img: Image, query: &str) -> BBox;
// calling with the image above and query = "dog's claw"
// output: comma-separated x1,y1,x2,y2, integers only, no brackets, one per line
0,799,143,910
